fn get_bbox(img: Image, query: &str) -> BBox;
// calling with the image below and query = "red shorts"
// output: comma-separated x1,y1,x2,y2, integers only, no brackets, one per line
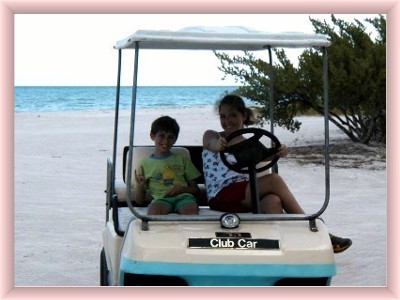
209,181,250,213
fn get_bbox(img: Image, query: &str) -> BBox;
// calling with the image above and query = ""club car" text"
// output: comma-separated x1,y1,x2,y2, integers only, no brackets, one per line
210,238,258,249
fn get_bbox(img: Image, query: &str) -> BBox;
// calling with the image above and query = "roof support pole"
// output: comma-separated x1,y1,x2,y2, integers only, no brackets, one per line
267,46,274,134
323,46,331,211
267,46,278,174
111,49,122,194
107,49,122,224
126,42,140,214
310,46,331,220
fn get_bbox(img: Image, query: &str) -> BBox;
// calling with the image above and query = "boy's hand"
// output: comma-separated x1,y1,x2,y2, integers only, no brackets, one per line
164,185,186,196
134,166,146,188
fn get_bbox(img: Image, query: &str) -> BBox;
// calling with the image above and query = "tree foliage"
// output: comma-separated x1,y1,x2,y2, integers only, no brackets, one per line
215,15,386,144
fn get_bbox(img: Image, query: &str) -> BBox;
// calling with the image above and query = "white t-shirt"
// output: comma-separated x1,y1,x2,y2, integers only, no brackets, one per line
202,149,249,201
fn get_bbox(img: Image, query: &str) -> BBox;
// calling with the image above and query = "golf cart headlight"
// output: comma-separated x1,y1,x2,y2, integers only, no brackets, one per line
220,213,240,229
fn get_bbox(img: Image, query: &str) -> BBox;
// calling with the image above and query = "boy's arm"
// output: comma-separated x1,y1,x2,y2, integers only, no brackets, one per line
134,166,147,205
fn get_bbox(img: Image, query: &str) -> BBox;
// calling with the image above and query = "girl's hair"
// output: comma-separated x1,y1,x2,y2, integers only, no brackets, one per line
150,116,180,138
215,94,255,126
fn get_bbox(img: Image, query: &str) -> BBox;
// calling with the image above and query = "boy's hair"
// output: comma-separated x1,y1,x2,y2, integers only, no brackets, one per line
150,116,180,138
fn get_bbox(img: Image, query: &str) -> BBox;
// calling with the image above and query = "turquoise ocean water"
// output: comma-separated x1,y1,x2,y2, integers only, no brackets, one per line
14,86,238,112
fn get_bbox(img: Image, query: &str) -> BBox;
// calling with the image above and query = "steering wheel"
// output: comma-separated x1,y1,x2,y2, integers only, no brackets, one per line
220,128,281,174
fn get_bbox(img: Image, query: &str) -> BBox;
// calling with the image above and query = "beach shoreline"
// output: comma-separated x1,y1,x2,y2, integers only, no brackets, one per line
14,108,386,286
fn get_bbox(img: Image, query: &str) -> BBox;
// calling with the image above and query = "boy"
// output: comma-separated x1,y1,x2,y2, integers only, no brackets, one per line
134,116,201,215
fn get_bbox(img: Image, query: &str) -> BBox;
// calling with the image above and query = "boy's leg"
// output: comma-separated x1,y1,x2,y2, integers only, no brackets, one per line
175,195,199,215
147,201,172,215
177,202,199,215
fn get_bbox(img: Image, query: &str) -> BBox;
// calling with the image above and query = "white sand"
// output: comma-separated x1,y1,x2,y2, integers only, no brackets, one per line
14,106,386,286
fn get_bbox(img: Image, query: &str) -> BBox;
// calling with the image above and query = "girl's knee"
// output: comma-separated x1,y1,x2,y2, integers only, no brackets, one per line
266,194,281,205
260,173,281,184
260,194,283,214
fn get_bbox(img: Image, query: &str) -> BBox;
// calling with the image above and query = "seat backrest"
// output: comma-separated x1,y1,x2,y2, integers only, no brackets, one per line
256,161,272,178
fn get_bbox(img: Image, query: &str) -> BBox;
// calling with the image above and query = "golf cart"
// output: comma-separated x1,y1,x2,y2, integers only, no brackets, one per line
101,27,335,286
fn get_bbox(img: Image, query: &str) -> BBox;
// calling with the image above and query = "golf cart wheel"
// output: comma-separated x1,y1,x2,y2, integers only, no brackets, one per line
100,248,109,286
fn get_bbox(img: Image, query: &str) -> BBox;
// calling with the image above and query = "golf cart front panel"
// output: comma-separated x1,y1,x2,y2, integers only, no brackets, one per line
117,216,335,286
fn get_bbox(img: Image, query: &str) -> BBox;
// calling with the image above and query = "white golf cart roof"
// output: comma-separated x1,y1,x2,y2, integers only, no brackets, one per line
114,26,331,50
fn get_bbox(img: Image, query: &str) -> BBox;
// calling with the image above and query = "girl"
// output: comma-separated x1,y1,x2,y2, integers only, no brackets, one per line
202,94,303,214
202,94,352,253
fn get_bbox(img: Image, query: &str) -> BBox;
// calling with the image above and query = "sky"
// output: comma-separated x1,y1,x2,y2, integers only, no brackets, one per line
14,14,382,86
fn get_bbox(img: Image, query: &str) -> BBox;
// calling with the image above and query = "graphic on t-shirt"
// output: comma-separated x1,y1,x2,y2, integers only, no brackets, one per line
153,165,176,187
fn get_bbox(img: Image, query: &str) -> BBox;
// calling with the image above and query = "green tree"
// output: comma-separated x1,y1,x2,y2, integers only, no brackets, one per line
215,15,386,144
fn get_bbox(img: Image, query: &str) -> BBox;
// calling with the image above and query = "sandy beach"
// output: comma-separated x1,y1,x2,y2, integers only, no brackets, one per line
14,106,386,286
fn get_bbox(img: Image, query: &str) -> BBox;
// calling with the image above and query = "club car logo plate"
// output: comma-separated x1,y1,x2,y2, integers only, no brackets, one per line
188,237,280,250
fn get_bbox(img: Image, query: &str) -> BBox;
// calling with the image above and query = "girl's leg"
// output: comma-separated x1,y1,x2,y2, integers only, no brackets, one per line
259,194,284,214
244,173,305,214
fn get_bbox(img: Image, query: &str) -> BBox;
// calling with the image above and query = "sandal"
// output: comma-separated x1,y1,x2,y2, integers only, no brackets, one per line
330,233,352,254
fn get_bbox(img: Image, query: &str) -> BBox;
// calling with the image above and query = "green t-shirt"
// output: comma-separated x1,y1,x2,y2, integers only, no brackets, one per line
140,152,201,200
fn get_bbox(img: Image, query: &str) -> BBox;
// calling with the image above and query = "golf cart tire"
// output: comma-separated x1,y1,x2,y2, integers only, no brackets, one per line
275,277,330,286
123,273,188,286
100,248,109,286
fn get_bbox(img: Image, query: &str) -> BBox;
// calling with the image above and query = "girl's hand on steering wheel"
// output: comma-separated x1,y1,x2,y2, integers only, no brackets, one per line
213,137,228,152
277,144,288,158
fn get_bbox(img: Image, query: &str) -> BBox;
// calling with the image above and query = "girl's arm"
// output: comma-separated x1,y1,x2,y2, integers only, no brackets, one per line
203,130,228,153
262,144,288,162
277,144,288,158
